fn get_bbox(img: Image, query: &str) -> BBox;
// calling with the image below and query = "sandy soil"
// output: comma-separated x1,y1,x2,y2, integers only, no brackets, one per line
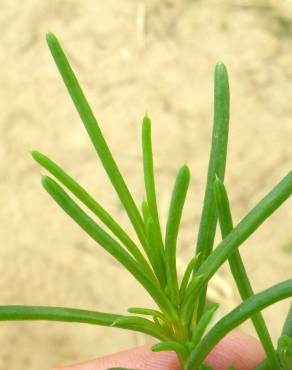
0,0,292,369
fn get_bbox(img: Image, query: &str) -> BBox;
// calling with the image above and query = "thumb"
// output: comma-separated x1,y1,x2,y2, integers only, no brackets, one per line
50,331,265,370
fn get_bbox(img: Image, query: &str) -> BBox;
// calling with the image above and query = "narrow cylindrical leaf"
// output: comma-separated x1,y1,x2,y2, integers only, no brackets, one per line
42,176,177,322
108,368,139,370
0,305,164,340
190,304,219,349
214,177,278,368
128,307,173,337
197,171,292,291
112,316,169,341
0,305,122,325
46,33,147,248
179,255,200,303
186,279,292,369
32,151,155,281
277,335,292,369
195,62,230,320
142,116,165,262
180,275,204,326
152,341,189,359
253,361,270,370
282,303,292,338
165,165,190,307
128,307,166,322
199,364,213,370
142,200,167,287
107,368,139,370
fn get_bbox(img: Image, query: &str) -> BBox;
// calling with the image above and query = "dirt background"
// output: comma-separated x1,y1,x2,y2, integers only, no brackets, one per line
0,0,292,369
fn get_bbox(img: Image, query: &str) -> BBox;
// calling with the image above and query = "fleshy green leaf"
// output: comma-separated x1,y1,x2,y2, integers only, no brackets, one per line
46,32,147,248
42,176,177,322
197,171,292,294
111,316,169,341
32,151,155,282
180,275,204,327
165,165,190,307
0,305,162,339
195,62,230,321
128,307,166,321
107,368,139,370
282,303,292,338
277,335,292,369
189,304,219,349
214,177,278,368
179,255,200,303
128,307,173,338
142,200,166,287
142,116,165,267
186,279,292,369
152,341,189,359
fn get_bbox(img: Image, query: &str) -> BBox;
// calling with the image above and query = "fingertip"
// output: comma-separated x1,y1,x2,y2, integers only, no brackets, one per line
48,331,265,370
205,331,265,370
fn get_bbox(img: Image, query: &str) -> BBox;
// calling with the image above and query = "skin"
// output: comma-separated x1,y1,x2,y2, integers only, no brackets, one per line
49,331,265,370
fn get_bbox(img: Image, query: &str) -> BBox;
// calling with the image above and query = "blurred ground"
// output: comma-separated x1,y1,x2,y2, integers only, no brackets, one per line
0,0,292,369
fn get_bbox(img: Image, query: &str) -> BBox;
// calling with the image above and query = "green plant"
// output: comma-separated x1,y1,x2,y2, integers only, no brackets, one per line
0,33,291,370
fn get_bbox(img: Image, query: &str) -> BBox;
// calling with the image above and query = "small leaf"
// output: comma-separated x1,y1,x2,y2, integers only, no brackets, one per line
107,368,139,370
165,165,190,307
181,275,205,326
111,316,169,341
141,200,166,287
199,365,213,370
152,341,189,359
277,335,292,369
142,116,165,266
128,307,167,323
179,255,200,303
190,304,219,349
282,303,292,338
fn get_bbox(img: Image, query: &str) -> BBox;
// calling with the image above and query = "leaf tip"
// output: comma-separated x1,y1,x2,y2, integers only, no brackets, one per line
31,150,43,162
41,175,51,188
41,176,60,196
180,164,191,182
46,32,57,45
142,115,151,132
215,61,227,74
151,343,160,352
